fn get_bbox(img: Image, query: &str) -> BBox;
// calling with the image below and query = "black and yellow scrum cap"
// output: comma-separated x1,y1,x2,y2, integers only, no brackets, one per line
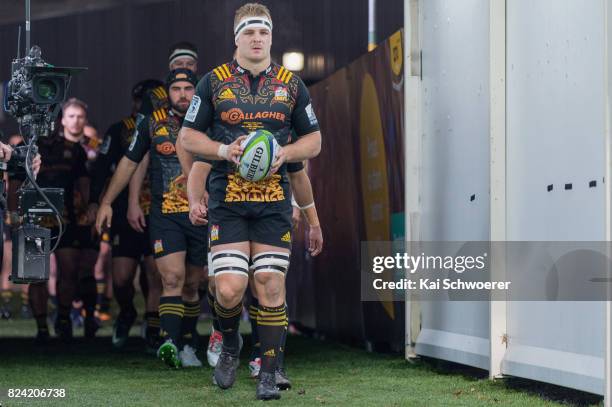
165,68,198,88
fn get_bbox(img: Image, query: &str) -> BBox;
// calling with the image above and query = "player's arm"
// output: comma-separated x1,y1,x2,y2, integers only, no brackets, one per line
187,160,211,225
287,165,323,256
96,119,150,233
126,152,149,232
89,124,120,206
272,79,322,173
176,134,194,176
180,73,245,162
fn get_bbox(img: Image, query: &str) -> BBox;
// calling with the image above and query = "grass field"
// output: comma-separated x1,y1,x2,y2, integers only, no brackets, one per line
0,307,604,406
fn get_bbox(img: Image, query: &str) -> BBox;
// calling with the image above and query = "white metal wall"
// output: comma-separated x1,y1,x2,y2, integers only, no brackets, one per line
408,0,609,396
415,0,491,370
504,0,606,395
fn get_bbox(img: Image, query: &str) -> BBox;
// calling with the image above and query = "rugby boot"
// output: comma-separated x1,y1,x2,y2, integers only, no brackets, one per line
179,344,203,367
275,367,291,390
256,371,281,400
112,312,136,349
54,317,73,343
84,315,100,339
213,350,240,389
157,339,182,368
207,329,223,367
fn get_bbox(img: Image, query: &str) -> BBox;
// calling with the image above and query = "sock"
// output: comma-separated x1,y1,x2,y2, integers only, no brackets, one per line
248,297,260,359
138,267,149,300
100,296,111,313
79,276,97,318
29,283,49,332
207,289,220,331
159,296,183,344
257,303,287,374
182,300,200,347
145,311,160,338
277,315,289,369
95,278,106,311
113,280,136,318
214,301,242,353
1,290,13,304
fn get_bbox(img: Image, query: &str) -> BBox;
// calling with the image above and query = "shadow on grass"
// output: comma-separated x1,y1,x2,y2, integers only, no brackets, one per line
418,356,602,407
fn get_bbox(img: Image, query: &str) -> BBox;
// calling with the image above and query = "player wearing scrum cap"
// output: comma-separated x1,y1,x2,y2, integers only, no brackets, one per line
180,3,321,400
97,69,207,369
90,79,164,351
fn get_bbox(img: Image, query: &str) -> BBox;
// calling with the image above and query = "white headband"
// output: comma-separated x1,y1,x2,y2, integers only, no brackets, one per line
234,16,273,42
168,49,198,67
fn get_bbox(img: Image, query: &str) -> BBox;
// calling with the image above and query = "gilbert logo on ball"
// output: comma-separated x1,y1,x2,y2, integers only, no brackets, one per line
239,130,279,182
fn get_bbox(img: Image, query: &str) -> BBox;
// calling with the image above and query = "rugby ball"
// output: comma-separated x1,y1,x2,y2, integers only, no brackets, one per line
238,130,279,182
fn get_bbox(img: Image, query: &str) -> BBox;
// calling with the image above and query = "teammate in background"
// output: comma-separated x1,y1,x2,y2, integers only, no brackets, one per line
90,80,164,350
29,98,97,343
136,41,198,121
180,3,321,399
82,124,113,321
97,69,207,368
125,42,202,351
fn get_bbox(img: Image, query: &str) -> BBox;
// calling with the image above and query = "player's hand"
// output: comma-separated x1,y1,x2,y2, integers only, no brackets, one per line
189,200,208,226
270,146,287,174
32,153,42,177
86,203,99,225
292,207,301,230
96,203,113,235
203,189,209,207
0,143,12,162
308,224,323,256
127,202,146,233
218,136,246,164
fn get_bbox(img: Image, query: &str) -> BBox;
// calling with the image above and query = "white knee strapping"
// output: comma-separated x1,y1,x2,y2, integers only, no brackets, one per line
207,251,214,277
211,250,250,276
252,251,290,275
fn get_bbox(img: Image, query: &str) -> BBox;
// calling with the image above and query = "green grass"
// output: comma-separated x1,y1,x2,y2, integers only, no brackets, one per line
0,307,603,406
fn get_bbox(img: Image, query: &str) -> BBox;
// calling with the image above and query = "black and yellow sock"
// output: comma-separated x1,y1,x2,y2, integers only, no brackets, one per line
1,290,13,304
182,300,200,346
248,297,260,359
277,313,289,368
207,289,220,331
145,311,160,338
159,296,184,344
79,276,97,317
95,278,106,311
257,303,288,374
214,301,242,353
20,291,29,306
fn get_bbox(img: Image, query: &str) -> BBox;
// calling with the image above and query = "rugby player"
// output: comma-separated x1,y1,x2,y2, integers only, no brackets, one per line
180,3,321,399
97,69,207,368
90,80,164,350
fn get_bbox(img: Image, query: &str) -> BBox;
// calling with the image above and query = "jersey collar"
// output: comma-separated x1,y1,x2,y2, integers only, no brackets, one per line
231,59,274,76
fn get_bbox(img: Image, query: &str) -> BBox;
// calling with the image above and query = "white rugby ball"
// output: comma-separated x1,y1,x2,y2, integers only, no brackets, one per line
238,130,279,182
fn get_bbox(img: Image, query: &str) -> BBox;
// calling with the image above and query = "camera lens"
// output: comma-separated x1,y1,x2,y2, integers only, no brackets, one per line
36,79,59,101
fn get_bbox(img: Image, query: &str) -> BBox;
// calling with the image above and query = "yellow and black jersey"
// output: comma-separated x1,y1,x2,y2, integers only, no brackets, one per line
183,60,320,202
125,108,188,214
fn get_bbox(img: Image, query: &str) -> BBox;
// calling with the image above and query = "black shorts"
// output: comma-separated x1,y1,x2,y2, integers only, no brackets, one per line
148,209,207,266
208,199,293,250
53,224,97,250
110,215,152,259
